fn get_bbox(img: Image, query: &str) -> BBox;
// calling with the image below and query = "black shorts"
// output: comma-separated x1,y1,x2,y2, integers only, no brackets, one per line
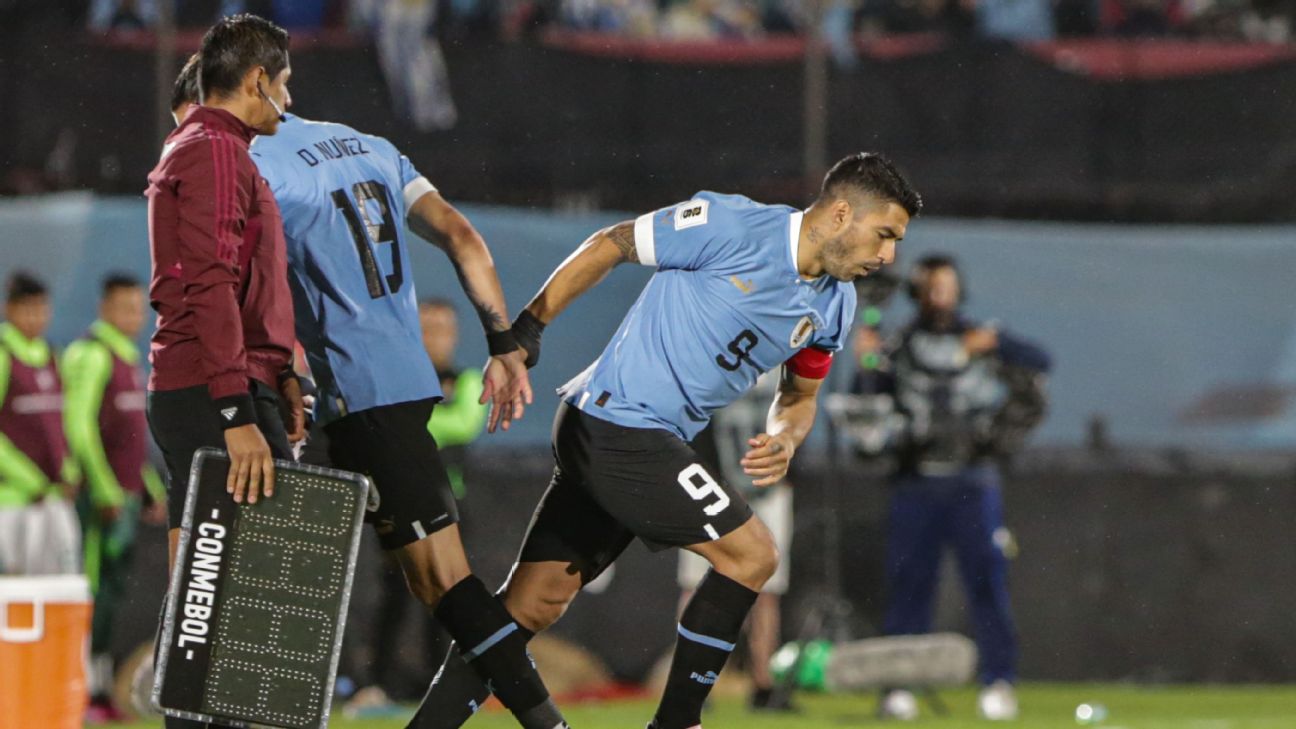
518,402,754,584
307,398,458,551
147,381,293,529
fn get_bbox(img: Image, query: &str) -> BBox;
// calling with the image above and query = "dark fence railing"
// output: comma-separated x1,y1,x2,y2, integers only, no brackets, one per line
3,30,1295,221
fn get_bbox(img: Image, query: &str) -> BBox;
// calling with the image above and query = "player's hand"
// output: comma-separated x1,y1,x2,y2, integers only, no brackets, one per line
98,504,122,525
142,500,168,526
224,424,274,504
481,350,534,433
279,376,307,443
740,432,797,488
963,328,999,358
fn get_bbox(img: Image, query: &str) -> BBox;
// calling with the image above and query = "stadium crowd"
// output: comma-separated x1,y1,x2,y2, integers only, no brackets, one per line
78,0,1296,44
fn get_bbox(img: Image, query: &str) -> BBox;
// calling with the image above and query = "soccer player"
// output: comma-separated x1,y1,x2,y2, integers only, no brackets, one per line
144,17,302,728
62,273,167,722
250,110,569,728
0,272,81,576
169,53,200,126
343,298,490,715
411,153,921,729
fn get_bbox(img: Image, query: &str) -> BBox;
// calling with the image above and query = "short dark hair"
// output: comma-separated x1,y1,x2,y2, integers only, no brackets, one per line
102,272,142,298
198,14,290,101
914,253,958,276
820,152,923,218
7,271,47,303
907,252,964,301
171,53,201,110
419,297,457,313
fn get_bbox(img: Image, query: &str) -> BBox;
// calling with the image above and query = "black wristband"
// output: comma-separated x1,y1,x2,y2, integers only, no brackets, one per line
486,328,520,357
512,310,545,369
213,393,257,430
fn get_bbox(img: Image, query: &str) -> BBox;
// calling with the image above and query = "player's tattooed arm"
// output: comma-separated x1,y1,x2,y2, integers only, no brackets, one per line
521,219,638,325
408,190,512,333
605,221,639,264
459,274,508,333
409,189,532,432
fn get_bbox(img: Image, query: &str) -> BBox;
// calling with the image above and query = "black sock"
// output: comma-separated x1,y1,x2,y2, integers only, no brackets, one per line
407,624,536,729
431,576,564,729
654,571,759,729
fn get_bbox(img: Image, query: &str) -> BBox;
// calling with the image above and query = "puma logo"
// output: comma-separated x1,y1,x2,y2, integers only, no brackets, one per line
729,276,756,294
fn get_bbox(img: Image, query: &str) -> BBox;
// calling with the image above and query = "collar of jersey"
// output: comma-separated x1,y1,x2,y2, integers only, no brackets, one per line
91,320,139,364
0,322,51,367
787,210,805,280
787,210,832,289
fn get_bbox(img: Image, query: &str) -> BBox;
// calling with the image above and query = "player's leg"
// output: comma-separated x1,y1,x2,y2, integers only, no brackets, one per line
407,560,600,728
375,553,414,694
949,468,1017,686
86,495,141,719
880,477,947,638
651,515,772,729
328,399,568,729
558,401,764,729
746,594,781,701
408,406,635,729
34,488,82,574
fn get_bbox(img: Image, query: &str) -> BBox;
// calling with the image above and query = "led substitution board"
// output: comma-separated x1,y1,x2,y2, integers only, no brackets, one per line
154,448,370,728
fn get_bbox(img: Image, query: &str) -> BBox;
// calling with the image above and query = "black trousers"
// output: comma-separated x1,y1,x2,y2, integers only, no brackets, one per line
146,379,292,729
147,380,293,528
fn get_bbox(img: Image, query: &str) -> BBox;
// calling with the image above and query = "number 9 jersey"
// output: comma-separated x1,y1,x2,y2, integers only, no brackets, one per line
251,115,440,424
559,192,857,442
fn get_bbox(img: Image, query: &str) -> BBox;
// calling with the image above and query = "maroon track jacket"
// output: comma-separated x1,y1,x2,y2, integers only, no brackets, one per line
145,106,293,405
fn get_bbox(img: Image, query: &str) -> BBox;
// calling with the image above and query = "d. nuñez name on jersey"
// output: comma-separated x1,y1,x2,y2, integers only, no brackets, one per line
560,192,857,441
251,115,440,423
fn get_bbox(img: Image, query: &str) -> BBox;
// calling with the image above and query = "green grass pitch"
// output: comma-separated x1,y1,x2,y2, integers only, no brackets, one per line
121,683,1296,728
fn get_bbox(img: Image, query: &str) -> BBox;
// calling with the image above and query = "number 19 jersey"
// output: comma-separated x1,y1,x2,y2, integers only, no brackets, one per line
559,192,857,442
251,115,440,424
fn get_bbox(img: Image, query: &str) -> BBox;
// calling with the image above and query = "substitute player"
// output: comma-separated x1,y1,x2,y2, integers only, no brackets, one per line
62,273,167,722
0,272,81,576
250,112,569,729
411,153,921,729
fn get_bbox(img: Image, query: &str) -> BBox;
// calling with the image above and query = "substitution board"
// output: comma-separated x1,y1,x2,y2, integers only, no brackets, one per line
154,447,370,728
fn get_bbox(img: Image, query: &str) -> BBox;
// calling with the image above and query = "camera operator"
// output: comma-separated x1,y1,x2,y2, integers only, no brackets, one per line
853,254,1050,721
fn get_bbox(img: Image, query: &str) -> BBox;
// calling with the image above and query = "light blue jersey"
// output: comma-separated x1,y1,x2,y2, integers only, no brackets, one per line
559,192,857,441
251,115,440,423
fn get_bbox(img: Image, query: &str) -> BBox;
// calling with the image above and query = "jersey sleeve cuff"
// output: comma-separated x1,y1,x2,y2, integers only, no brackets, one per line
403,176,437,209
633,213,657,267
